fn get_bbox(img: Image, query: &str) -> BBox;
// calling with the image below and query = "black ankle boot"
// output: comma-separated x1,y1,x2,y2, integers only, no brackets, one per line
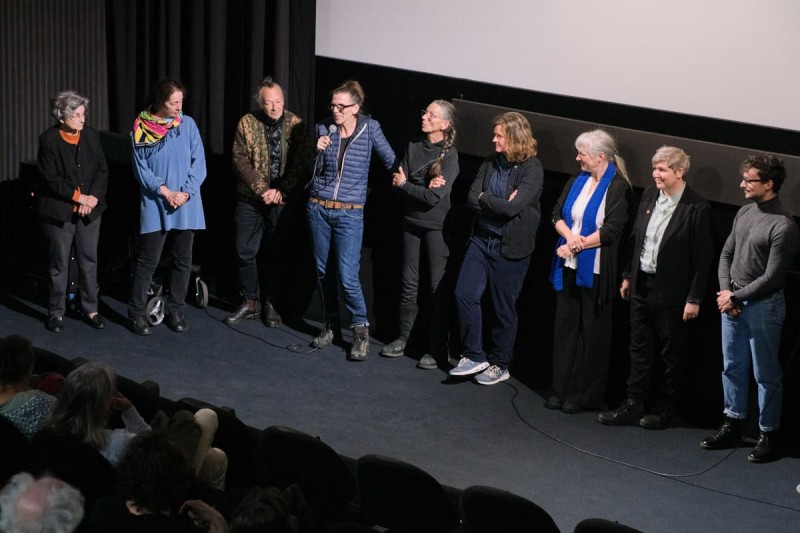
700,416,742,450
748,430,779,463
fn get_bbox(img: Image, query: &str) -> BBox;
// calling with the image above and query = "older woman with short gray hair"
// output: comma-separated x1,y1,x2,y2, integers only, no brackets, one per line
37,90,108,333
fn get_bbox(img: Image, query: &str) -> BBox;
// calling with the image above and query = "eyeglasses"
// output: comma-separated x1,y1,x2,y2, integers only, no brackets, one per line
329,103,357,112
741,178,764,184
421,109,440,120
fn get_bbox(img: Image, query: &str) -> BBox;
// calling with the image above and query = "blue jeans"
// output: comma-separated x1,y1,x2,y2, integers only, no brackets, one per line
306,201,368,327
721,291,786,431
454,236,530,369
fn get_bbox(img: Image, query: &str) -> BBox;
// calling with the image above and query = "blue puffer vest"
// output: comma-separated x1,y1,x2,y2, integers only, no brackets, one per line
310,114,396,204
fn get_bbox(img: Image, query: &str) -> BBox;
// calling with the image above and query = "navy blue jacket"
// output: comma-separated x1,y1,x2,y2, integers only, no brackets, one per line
310,114,397,204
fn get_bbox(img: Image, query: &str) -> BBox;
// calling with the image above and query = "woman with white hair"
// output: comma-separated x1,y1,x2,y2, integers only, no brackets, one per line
546,129,631,413
37,90,108,333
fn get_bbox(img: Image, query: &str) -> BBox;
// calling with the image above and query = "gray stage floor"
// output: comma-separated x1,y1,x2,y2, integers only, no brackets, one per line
2,291,799,532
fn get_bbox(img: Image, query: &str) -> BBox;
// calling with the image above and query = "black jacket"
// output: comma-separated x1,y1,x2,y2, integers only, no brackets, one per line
624,183,713,305
467,154,544,259
36,125,108,223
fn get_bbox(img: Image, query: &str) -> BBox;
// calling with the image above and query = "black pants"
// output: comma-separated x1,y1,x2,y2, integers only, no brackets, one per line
41,214,101,318
551,268,612,408
626,271,688,404
233,200,285,302
128,229,194,316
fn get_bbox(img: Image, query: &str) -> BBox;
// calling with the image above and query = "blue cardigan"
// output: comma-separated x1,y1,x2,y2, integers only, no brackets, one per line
310,114,397,205
131,115,206,233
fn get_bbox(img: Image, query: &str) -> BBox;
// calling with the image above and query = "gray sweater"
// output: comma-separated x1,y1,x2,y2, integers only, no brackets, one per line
719,196,799,301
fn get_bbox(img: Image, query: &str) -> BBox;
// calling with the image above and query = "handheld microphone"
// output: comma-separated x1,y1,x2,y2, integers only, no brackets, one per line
327,124,336,140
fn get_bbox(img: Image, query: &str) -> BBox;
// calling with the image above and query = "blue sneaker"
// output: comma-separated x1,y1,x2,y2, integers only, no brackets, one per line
474,365,510,385
448,357,489,376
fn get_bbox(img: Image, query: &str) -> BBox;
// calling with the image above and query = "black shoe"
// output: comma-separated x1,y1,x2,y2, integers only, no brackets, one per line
348,325,370,361
129,315,151,336
167,312,187,333
312,327,334,349
597,399,645,426
263,302,282,328
417,354,438,370
561,401,582,414
700,417,742,450
544,396,562,410
86,313,105,330
45,316,63,333
224,300,261,324
380,338,406,358
748,431,779,463
639,404,678,430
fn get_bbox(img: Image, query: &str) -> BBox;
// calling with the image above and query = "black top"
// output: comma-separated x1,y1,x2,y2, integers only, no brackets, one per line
397,137,459,230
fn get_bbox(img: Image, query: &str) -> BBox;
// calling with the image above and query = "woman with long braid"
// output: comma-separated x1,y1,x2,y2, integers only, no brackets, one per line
381,101,459,370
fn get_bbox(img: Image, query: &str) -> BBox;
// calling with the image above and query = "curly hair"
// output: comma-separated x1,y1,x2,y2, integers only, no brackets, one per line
117,432,194,515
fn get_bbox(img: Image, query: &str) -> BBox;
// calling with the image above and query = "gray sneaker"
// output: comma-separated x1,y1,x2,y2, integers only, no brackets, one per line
311,327,334,349
417,354,437,370
448,357,489,376
474,365,510,385
348,325,370,361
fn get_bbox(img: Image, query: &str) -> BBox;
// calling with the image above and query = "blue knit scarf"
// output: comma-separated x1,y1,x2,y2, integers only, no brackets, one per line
550,163,616,290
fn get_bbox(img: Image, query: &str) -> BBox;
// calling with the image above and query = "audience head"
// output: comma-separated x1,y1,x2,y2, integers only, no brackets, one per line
47,362,116,450
0,472,84,533
740,153,786,193
652,145,691,176
574,129,629,181
229,486,297,533
492,111,537,163
149,78,185,118
117,432,194,516
49,91,89,123
255,76,285,121
0,334,35,391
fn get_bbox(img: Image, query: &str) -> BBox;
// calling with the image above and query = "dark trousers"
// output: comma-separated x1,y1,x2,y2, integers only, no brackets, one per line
626,271,688,403
233,200,285,302
454,236,530,370
128,229,194,316
41,214,101,317
551,268,613,409
400,225,449,305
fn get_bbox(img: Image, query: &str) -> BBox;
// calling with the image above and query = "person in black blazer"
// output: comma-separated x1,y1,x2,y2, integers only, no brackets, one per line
598,146,712,428
37,91,108,333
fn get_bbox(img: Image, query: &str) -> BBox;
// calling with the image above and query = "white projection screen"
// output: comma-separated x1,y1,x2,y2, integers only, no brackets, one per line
316,0,800,132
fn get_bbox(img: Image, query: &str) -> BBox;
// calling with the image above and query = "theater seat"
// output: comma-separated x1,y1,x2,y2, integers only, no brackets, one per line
259,425,357,523
574,518,643,532
355,453,458,533
460,484,560,533
0,415,35,483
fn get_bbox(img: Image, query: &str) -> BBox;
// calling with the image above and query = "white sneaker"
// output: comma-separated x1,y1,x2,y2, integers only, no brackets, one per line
448,357,490,376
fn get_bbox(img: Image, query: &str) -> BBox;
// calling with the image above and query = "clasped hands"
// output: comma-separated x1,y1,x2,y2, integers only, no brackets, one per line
261,189,284,205
716,289,741,317
557,235,587,259
77,193,98,217
161,186,189,209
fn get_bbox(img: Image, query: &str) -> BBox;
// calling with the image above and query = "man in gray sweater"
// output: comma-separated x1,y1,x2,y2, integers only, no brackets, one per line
700,154,799,462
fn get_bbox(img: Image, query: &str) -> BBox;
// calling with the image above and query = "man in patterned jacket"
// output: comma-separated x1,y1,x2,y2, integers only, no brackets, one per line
225,77,311,327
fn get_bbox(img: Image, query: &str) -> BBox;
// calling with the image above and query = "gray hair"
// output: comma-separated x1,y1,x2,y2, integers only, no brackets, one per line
50,91,89,122
47,362,116,451
575,129,630,182
652,145,691,175
254,76,284,106
0,472,85,533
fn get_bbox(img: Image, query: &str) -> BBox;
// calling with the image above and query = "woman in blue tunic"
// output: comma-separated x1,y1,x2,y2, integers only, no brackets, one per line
127,79,206,335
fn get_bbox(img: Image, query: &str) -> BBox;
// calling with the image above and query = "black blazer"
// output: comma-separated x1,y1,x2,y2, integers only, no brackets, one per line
623,182,713,306
36,125,108,223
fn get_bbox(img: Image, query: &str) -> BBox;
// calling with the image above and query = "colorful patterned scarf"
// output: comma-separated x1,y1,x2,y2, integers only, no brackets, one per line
132,110,183,147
